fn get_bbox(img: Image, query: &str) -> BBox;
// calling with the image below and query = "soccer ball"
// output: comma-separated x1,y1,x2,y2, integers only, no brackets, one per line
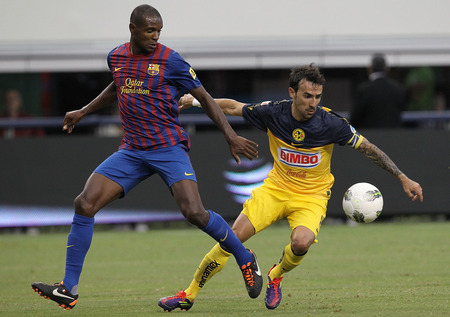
342,182,383,223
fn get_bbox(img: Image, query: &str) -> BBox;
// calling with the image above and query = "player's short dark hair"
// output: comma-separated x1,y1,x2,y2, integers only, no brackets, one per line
289,64,325,91
371,53,387,72
130,4,161,26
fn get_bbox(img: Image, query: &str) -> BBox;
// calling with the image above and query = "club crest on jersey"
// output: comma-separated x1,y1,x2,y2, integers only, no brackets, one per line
148,64,160,76
292,128,305,142
278,147,321,168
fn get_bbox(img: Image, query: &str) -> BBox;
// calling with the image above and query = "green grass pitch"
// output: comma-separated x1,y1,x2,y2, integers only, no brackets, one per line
0,221,448,316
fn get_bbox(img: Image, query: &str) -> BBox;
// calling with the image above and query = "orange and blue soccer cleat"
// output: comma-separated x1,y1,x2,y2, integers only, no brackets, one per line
158,289,194,312
265,264,283,309
31,281,79,310
240,249,263,298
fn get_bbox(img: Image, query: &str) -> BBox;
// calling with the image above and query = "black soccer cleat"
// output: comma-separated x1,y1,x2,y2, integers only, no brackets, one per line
240,249,263,298
31,281,78,310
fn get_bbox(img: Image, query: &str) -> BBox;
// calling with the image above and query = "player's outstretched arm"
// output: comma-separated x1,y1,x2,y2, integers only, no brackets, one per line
356,138,423,202
179,93,245,116
188,86,257,164
63,82,117,133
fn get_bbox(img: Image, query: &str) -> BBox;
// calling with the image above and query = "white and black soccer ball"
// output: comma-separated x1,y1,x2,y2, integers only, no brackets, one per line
342,182,383,223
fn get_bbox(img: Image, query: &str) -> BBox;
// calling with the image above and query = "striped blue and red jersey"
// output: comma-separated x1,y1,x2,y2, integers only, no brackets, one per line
107,42,201,151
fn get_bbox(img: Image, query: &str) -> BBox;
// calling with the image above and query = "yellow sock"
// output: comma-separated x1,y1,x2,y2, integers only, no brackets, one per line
269,243,305,280
185,243,231,301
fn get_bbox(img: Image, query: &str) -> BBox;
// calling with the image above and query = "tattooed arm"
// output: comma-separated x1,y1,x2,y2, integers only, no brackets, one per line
356,138,423,202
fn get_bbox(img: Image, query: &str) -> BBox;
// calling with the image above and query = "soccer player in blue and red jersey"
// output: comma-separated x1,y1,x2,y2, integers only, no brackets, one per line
31,5,262,310
160,64,423,311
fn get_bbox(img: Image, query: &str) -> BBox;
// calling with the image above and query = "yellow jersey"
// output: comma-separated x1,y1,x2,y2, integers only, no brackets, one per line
242,100,363,199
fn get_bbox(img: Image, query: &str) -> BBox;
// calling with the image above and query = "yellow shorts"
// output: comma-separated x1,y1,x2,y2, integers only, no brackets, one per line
242,178,328,238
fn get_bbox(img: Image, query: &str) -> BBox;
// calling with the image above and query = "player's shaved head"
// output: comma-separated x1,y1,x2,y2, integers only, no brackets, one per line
130,4,162,26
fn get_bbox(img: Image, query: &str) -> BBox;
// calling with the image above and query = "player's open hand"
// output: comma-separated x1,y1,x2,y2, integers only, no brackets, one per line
178,94,195,111
229,135,258,165
62,110,85,134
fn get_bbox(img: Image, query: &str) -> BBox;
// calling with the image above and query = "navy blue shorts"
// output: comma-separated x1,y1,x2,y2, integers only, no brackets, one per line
94,144,197,197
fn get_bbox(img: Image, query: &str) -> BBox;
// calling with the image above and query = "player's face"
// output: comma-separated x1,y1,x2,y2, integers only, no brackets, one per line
129,15,163,55
289,79,323,122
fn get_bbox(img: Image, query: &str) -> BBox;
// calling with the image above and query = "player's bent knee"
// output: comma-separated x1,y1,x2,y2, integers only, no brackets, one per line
74,194,97,218
231,227,251,243
291,239,313,255
183,208,208,228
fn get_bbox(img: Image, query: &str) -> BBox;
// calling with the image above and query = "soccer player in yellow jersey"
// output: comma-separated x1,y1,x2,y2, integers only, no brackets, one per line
158,64,423,311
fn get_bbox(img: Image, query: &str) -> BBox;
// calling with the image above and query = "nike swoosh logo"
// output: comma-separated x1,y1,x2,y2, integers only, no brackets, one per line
185,172,194,176
219,230,228,242
114,67,123,71
291,142,303,147
66,245,74,248
255,264,262,276
52,289,74,299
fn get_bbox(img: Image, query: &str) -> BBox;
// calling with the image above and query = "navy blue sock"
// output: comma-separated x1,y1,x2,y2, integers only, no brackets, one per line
63,214,94,294
201,210,252,267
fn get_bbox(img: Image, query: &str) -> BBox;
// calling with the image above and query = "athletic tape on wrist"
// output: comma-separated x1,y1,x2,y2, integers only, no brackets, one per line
192,98,201,107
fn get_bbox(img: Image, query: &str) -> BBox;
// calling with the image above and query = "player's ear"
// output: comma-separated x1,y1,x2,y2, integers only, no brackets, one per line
129,23,136,33
288,87,296,99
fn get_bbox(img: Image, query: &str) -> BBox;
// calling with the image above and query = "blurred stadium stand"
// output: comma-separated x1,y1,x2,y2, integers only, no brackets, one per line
1,111,449,130
1,36,450,72
0,124,448,228
1,0,449,228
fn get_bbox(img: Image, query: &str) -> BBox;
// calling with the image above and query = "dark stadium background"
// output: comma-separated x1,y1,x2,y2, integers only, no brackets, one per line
1,0,449,228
